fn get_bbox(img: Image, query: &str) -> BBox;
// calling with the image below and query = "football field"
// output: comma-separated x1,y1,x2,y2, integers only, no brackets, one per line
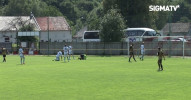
0,55,191,100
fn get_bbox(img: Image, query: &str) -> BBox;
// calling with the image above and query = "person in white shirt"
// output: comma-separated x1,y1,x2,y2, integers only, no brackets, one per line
63,44,69,62
140,42,145,61
53,51,62,61
19,46,25,64
58,51,63,61
68,45,74,60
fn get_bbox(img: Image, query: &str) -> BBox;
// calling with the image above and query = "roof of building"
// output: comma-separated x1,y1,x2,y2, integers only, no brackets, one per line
0,16,40,31
36,17,70,31
162,23,190,33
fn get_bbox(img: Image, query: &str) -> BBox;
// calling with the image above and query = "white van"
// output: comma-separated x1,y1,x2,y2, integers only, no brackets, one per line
124,28,157,37
123,28,159,42
83,31,100,42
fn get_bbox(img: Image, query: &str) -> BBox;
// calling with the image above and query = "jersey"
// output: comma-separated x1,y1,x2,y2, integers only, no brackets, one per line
141,45,144,54
68,46,73,54
63,46,69,55
19,48,24,57
129,46,133,53
157,50,164,60
2,48,7,55
58,51,62,56
56,52,60,61
141,45,144,51
56,55,60,61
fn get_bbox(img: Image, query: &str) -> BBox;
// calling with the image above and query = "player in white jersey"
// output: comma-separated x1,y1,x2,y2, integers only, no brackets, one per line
19,46,25,64
140,42,144,61
53,51,62,61
58,51,63,61
68,45,74,60
63,44,69,62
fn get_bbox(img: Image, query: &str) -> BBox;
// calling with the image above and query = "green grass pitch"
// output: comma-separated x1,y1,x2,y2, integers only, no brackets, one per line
0,55,191,100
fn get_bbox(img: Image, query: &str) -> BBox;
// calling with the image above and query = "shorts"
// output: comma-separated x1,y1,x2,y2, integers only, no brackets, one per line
141,50,144,55
130,52,134,55
158,59,162,63
20,54,24,58
64,52,68,57
69,51,73,55
3,54,6,57
64,52,68,55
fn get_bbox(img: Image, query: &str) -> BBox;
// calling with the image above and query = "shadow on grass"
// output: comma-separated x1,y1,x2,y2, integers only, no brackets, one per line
157,70,164,72
16,64,26,66
98,55,112,57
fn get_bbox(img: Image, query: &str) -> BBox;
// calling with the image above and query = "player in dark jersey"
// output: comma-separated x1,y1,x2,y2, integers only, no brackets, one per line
2,47,7,62
157,47,165,71
129,44,136,62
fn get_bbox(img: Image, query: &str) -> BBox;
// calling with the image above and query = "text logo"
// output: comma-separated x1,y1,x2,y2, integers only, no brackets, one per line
149,5,180,11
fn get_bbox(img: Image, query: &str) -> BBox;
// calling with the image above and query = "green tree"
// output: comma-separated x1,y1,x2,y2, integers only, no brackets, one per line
100,9,126,42
171,1,191,23
0,0,9,6
155,0,169,30
4,0,62,16
178,17,191,23
103,0,168,30
87,5,104,30
0,0,8,15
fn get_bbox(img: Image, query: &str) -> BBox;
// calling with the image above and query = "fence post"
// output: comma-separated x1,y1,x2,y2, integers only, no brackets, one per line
86,42,87,54
183,36,185,59
127,37,129,57
121,42,123,55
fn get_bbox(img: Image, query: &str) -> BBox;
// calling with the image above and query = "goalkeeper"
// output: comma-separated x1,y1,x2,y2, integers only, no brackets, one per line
157,47,165,71
129,44,136,62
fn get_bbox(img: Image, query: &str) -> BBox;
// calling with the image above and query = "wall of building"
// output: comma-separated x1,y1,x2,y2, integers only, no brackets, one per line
0,31,17,43
0,42,12,53
40,31,72,42
0,30,72,43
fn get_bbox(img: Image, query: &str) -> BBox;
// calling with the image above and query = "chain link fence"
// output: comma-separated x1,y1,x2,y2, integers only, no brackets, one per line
1,36,191,57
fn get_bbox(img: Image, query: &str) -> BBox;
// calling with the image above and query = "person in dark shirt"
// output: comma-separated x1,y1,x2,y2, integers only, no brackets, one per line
2,47,7,62
129,44,136,62
157,47,165,71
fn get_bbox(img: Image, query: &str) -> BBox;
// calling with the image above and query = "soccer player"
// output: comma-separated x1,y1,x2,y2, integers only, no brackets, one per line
53,51,62,61
129,44,136,62
19,46,25,64
157,47,165,71
58,51,63,61
63,44,69,62
68,45,74,60
140,42,145,61
2,47,7,62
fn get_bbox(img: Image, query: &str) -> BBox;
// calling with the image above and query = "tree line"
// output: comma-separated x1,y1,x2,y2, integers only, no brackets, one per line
0,0,191,42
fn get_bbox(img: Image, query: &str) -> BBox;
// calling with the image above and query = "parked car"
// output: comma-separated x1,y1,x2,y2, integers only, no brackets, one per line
172,38,188,42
